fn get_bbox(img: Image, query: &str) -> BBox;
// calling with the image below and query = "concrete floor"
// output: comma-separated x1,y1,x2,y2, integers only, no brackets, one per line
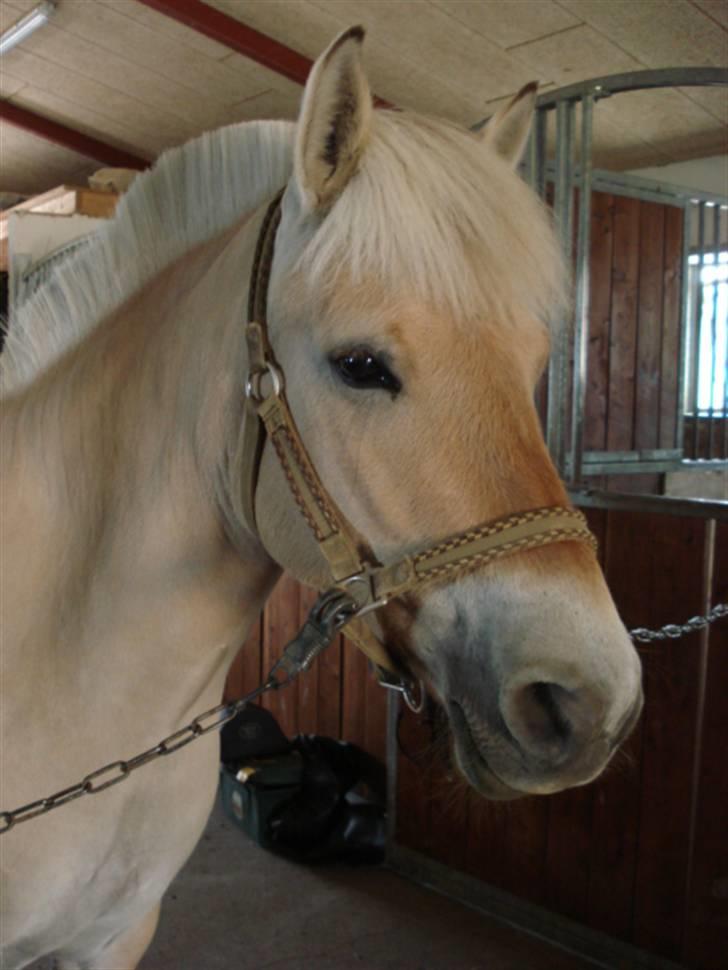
28,800,593,970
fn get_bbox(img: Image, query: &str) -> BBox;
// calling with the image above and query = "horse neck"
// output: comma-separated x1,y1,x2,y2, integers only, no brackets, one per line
2,212,280,713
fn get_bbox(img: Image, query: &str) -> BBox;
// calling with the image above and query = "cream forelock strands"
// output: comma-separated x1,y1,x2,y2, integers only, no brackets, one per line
1,121,294,393
294,106,567,327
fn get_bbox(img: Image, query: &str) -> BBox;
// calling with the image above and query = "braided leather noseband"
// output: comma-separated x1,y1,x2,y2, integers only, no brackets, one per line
240,191,596,701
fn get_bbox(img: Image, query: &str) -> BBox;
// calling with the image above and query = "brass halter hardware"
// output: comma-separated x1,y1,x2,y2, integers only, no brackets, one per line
240,191,597,695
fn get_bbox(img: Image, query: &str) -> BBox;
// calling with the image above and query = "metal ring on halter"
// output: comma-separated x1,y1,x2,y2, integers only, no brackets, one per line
376,668,426,714
338,573,389,617
402,679,425,713
245,361,284,404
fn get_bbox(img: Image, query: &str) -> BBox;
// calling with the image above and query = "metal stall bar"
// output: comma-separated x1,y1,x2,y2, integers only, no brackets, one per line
568,95,594,485
724,206,728,461
525,106,548,200
691,202,706,458
708,204,721,458
676,202,693,456
547,99,575,475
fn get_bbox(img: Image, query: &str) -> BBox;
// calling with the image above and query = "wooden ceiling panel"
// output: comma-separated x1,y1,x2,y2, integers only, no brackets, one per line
1,128,98,197
558,0,728,68
680,86,728,127
507,22,643,83
2,12,233,131
692,0,728,30
308,0,528,97
0,0,36,33
428,0,581,51
95,0,246,60
8,83,167,159
3,46,192,144
0,70,25,99
48,0,271,105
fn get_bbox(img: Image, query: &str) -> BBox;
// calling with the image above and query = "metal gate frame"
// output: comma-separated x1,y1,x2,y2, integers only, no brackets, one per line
513,67,728,483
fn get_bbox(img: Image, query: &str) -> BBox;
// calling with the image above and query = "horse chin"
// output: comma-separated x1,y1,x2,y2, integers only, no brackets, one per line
448,701,524,801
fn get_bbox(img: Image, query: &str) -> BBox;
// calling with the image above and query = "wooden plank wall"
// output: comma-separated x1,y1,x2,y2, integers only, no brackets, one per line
394,507,725,969
583,190,684,493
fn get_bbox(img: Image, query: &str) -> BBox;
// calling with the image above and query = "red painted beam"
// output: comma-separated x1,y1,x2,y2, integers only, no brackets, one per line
137,0,392,107
0,101,150,169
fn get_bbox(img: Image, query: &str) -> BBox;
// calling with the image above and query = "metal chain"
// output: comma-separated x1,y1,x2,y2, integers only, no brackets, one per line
4,593,727,833
0,588,358,835
630,602,728,643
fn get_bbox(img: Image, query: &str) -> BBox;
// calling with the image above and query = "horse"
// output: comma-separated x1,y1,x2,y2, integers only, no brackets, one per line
0,27,643,970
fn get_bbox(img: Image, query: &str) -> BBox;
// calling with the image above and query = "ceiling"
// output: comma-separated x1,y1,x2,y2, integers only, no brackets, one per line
1,0,727,198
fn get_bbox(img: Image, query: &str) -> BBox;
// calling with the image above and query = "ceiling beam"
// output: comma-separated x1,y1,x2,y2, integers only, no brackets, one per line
0,101,150,169
136,0,392,106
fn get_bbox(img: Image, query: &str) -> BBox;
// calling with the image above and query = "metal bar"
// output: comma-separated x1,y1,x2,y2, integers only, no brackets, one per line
543,163,726,207
584,448,683,462
724,207,728,459
708,205,721,458
683,517,714,931
547,99,575,474
592,170,728,208
676,203,692,455
535,67,728,110
582,458,706,475
525,107,547,199
570,488,728,520
568,96,593,486
385,692,399,847
691,202,706,458
135,0,392,107
0,101,149,169
533,108,547,200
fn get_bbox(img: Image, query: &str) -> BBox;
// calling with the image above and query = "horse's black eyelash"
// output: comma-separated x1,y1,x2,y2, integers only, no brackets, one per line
329,347,402,395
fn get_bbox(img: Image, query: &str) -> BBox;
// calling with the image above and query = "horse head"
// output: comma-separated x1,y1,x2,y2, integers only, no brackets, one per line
247,27,642,799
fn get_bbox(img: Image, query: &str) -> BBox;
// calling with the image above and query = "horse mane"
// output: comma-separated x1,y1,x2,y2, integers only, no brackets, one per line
1,121,295,393
1,110,565,395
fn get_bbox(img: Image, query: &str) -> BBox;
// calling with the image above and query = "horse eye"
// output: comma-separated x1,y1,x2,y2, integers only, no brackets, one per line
332,349,402,394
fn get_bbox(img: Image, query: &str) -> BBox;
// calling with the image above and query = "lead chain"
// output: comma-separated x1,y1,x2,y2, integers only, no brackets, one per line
630,602,727,643
0,589,355,835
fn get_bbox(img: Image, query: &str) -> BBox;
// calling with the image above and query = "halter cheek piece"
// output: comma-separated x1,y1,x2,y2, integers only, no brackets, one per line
240,191,597,708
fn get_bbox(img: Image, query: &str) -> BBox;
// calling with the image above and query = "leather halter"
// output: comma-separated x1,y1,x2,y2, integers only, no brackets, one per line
239,191,596,686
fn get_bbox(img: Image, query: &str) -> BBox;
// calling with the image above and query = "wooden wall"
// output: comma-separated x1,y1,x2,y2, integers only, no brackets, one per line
394,506,727,970
583,190,684,493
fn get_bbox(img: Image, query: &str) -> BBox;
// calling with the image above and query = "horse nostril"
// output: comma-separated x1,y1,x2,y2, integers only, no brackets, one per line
503,680,579,759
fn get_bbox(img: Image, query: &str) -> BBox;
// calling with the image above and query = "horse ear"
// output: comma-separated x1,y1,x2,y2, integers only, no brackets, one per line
294,25,372,211
479,82,538,168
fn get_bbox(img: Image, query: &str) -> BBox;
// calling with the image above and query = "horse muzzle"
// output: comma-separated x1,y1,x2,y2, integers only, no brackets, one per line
447,675,643,798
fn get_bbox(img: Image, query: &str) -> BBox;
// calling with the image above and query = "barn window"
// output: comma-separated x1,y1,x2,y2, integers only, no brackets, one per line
685,251,727,416
683,201,728,460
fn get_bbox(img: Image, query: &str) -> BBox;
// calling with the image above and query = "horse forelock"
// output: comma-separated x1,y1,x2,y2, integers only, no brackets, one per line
294,110,567,332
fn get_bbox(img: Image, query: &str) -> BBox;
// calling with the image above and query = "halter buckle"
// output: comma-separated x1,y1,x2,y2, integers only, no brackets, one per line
245,361,284,405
